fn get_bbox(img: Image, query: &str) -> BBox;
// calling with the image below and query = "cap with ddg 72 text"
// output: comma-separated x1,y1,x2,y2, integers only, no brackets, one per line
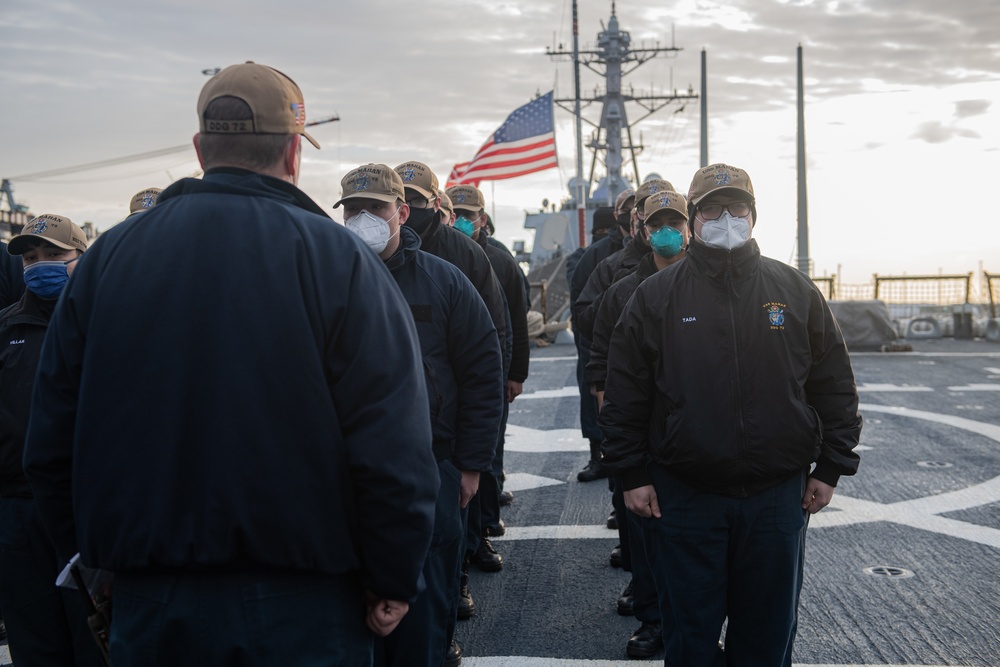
395,162,439,200
687,163,754,205
7,214,89,255
446,185,485,213
334,164,406,208
197,61,320,149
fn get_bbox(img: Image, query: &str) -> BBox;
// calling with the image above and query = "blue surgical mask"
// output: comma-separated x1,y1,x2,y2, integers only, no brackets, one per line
454,216,476,237
24,260,71,299
649,225,685,258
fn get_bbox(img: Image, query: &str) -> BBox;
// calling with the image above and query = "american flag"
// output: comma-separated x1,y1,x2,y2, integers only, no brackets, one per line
446,91,557,188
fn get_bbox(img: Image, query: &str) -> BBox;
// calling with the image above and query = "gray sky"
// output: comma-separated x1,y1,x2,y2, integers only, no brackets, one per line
2,0,998,284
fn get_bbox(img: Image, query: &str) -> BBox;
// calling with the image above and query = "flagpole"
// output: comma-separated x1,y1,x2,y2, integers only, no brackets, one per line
572,0,586,248
491,181,496,226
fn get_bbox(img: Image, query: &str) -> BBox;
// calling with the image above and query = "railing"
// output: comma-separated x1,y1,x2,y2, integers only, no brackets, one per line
986,271,1000,319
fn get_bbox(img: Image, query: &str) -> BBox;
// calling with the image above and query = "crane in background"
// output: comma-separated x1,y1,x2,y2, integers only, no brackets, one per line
0,115,340,240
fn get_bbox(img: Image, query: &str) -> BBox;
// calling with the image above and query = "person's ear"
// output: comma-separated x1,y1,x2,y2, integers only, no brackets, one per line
192,133,205,169
284,135,302,183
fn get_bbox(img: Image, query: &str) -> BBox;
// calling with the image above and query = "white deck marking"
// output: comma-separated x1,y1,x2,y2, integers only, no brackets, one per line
502,472,565,493
947,383,1000,391
464,659,973,667
857,384,933,392
505,424,589,453
516,386,580,400
499,405,1000,550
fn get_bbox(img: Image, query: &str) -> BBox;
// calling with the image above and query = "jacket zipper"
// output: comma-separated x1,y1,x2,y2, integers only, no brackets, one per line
725,253,750,497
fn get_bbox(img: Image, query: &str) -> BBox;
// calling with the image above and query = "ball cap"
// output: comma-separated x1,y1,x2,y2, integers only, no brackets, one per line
634,178,675,209
394,162,439,200
129,187,162,214
643,190,689,222
445,185,485,213
439,191,454,218
614,188,635,214
8,214,88,255
333,164,405,208
197,61,320,149
687,163,754,206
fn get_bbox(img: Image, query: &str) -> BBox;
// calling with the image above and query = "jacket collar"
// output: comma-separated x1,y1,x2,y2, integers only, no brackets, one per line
687,238,761,283
385,225,421,273
634,252,659,280
158,168,331,219
608,225,627,250
1,287,56,326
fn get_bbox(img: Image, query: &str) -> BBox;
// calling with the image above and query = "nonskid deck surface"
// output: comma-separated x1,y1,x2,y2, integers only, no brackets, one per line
4,339,997,665
456,338,1000,666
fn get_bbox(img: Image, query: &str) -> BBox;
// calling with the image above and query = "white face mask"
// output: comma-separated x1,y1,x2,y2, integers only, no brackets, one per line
697,211,751,250
345,207,400,254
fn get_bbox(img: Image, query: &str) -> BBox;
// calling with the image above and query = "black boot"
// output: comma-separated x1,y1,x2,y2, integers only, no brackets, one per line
457,563,475,619
445,639,463,667
626,620,663,658
577,439,609,482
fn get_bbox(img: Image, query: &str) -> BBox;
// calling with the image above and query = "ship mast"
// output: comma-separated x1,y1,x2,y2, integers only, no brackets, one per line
547,2,698,246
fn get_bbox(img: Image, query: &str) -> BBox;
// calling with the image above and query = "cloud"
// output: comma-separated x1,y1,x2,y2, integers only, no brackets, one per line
954,99,991,118
911,120,980,143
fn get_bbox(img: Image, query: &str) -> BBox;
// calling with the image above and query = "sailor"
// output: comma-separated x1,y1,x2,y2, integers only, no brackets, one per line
23,62,439,664
586,191,691,660
567,194,633,484
600,163,862,666
338,163,503,667
0,215,103,667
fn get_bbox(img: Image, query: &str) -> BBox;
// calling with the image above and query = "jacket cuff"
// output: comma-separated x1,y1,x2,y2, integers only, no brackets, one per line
810,461,841,488
621,467,653,491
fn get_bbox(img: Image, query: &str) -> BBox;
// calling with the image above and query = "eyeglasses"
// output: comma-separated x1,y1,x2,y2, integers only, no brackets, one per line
406,197,433,209
697,201,751,221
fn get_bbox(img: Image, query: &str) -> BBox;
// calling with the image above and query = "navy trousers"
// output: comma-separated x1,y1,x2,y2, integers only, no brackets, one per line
377,459,464,667
479,401,509,534
574,334,603,443
624,504,661,624
0,497,104,667
644,467,808,667
110,569,371,666
612,477,631,571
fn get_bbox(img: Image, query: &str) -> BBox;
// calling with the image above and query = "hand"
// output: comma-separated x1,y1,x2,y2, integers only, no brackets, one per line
364,592,409,637
506,380,523,403
596,390,604,412
802,478,835,514
459,470,480,508
624,485,661,519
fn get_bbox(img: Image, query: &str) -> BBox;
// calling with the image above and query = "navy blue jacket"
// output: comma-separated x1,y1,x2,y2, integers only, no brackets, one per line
487,235,531,305
0,289,55,497
0,242,25,309
599,239,862,497
476,231,530,384
23,169,439,603
386,226,504,472
414,213,508,369
585,252,659,391
568,225,626,316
